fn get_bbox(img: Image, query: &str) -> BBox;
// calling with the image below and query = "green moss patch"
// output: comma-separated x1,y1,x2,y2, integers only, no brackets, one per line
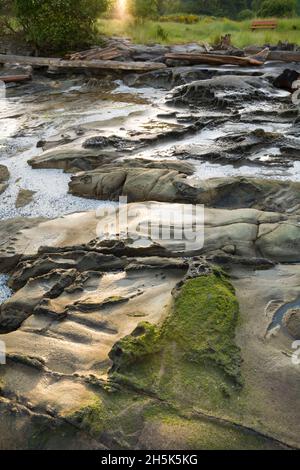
109,270,242,410
69,397,109,435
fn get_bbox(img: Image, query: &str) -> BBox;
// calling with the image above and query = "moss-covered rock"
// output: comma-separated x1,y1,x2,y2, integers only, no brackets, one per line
164,271,241,380
69,397,109,435
109,270,242,410
109,322,161,372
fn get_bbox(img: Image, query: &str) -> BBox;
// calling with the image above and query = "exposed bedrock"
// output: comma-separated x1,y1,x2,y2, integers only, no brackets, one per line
0,207,299,448
0,247,297,449
166,75,283,108
90,202,300,263
28,121,217,173
174,128,300,167
69,164,300,215
0,202,299,284
125,66,269,90
27,144,122,172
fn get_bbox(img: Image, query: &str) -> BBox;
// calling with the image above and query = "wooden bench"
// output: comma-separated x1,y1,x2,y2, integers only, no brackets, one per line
251,20,278,31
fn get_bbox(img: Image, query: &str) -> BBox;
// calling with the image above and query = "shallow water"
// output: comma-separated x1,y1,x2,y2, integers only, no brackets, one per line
267,296,300,334
0,274,12,304
0,79,164,219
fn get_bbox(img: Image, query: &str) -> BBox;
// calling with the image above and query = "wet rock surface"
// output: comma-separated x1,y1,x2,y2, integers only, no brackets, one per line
284,308,300,339
178,128,300,167
0,60,300,449
69,163,300,215
0,164,9,195
167,75,281,109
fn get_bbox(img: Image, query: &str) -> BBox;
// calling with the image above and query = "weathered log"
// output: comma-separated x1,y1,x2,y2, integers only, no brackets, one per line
245,47,300,62
0,74,31,83
0,54,166,72
164,51,266,66
67,46,126,61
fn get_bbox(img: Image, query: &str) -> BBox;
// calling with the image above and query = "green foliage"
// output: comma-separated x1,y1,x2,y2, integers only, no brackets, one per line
258,0,297,17
0,0,12,14
14,0,108,51
175,0,249,19
237,8,254,20
160,13,200,23
0,0,16,33
157,0,181,15
128,0,158,19
156,24,168,39
98,16,300,48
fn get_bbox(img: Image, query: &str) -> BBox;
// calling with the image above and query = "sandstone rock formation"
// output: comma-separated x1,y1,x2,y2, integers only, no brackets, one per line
69,163,300,217
0,210,298,449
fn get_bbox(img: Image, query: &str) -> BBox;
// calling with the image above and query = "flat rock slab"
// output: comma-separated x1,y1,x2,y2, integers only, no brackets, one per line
0,202,298,264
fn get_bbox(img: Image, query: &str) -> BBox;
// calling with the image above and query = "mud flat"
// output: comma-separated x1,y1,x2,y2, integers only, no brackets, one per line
0,61,300,449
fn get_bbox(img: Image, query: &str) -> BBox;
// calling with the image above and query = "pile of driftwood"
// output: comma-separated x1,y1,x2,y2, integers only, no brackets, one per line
165,48,270,67
2,40,300,84
0,53,166,73
65,46,127,61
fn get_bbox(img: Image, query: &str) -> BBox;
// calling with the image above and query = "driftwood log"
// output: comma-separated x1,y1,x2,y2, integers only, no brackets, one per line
0,54,166,72
244,48,300,62
65,46,127,61
165,49,269,66
0,74,31,83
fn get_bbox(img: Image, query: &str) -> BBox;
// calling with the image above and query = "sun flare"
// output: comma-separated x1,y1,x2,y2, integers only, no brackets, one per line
115,0,128,18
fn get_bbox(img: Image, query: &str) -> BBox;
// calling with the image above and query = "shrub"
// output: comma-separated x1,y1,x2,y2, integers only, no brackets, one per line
156,24,168,40
14,0,108,51
128,0,158,19
237,9,254,20
0,0,16,33
160,13,200,24
258,0,297,18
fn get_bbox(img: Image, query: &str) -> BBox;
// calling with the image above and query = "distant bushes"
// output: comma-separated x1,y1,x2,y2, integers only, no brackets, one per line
128,0,158,19
159,13,200,24
237,9,254,20
258,0,297,18
0,0,15,33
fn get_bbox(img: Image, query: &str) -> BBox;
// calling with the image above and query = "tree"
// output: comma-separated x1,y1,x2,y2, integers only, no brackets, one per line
129,0,158,19
237,8,254,19
221,0,248,19
0,0,16,33
157,0,181,15
258,0,296,17
14,0,109,51
180,0,222,16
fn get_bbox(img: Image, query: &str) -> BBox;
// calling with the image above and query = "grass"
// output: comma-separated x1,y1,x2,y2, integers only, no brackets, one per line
97,16,300,48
